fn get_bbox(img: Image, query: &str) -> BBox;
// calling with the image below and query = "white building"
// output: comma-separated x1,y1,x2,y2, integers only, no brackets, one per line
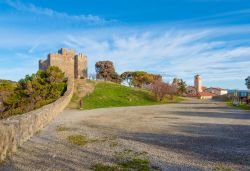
204,88,228,95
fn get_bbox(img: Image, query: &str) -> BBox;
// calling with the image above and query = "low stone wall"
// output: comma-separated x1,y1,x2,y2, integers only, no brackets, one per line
0,79,74,161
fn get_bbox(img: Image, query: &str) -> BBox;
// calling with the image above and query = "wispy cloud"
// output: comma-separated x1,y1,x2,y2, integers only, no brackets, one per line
4,0,108,24
61,26,250,89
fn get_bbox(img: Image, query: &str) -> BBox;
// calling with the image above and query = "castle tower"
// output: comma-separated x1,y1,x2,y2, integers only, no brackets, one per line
74,53,88,79
194,75,202,93
48,48,75,78
39,48,88,79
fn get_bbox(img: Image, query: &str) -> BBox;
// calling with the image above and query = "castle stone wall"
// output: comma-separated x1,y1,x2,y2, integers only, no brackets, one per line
0,79,74,161
49,51,75,78
39,59,49,71
39,48,87,79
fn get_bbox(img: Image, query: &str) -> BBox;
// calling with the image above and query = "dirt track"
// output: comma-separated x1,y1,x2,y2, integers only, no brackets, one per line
1,98,250,171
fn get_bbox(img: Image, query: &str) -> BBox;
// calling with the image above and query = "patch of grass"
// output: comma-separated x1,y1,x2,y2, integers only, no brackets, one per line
35,130,41,135
83,82,184,110
214,164,235,171
162,96,184,103
91,163,121,171
92,149,159,171
67,135,88,146
66,135,112,146
226,101,250,110
0,160,5,166
110,142,118,148
121,158,151,171
92,158,157,171
56,125,72,132
91,159,151,171
71,93,79,102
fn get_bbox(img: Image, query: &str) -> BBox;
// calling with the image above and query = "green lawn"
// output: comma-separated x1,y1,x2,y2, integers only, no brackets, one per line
226,101,250,110
82,82,183,110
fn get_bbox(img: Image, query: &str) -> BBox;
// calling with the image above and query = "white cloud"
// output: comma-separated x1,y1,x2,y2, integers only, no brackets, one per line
61,27,250,89
4,0,107,24
0,24,249,89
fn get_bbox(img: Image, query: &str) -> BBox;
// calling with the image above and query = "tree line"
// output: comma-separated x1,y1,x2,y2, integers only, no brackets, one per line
95,61,187,101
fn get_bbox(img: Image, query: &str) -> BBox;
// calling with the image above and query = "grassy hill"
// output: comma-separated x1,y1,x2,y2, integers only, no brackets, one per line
81,82,183,110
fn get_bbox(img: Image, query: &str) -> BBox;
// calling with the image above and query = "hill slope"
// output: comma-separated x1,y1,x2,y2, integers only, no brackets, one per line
67,79,96,109
82,82,183,110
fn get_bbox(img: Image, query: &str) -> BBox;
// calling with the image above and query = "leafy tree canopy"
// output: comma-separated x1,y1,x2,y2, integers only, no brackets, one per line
172,78,187,95
121,71,162,88
95,61,122,83
0,66,67,119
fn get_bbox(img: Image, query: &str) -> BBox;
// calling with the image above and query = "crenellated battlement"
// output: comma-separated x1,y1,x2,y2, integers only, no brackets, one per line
58,48,76,56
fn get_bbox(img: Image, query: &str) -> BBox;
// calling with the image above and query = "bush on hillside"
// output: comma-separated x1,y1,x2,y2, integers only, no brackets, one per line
0,66,67,119
0,80,16,113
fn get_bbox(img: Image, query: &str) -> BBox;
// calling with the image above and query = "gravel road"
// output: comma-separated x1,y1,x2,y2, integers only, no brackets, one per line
1,98,250,171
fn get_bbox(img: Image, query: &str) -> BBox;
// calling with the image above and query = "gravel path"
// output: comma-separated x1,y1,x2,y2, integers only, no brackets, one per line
1,98,250,171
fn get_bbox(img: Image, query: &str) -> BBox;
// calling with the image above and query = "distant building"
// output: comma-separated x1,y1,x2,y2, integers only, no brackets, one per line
186,75,227,99
186,86,207,95
194,75,202,93
226,90,250,104
205,87,228,96
39,48,88,79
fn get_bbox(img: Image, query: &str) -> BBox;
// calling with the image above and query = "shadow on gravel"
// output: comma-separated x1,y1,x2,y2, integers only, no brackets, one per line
174,111,250,120
191,106,230,110
179,102,218,105
122,123,250,167
0,135,113,171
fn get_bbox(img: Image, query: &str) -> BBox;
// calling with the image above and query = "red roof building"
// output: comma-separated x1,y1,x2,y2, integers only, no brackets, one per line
197,92,216,99
186,75,227,99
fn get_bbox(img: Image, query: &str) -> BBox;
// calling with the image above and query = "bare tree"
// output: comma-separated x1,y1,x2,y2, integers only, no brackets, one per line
150,81,177,101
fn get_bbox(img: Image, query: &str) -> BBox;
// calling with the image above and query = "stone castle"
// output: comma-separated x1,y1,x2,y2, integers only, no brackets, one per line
39,48,88,79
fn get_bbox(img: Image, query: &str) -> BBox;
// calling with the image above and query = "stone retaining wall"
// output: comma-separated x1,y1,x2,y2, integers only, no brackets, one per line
0,79,74,161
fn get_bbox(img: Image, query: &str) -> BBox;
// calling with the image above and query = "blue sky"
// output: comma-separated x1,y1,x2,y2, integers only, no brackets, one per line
0,0,250,89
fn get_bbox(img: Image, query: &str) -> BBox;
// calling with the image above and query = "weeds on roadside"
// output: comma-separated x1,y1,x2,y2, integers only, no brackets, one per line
92,149,160,171
67,135,88,146
66,134,115,146
91,163,121,171
110,142,118,148
214,163,235,171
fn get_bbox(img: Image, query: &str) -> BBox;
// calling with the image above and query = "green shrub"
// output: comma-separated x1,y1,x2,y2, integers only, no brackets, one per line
226,101,250,110
0,66,67,119
67,135,88,146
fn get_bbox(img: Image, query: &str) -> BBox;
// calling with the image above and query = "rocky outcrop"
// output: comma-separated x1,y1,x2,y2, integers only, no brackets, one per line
0,79,74,161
